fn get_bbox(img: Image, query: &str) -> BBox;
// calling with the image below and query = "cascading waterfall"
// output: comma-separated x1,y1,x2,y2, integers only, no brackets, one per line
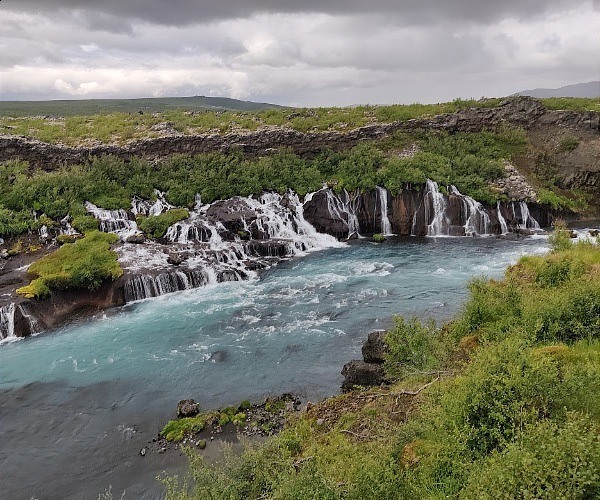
0,303,15,341
124,269,215,302
0,303,40,342
416,180,450,236
376,186,393,235
497,202,509,234
118,192,344,302
131,190,173,217
85,202,137,235
324,189,362,239
449,186,491,235
512,201,541,230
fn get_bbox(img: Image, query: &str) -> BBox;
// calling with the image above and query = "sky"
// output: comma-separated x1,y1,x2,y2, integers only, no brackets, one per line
1,0,599,106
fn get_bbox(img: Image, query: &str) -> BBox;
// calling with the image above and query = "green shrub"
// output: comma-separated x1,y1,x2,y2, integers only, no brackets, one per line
548,221,573,252
463,414,600,499
372,233,386,243
72,215,99,234
384,317,445,378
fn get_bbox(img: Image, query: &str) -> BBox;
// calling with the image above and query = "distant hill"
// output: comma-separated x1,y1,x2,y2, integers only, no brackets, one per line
514,81,600,98
0,96,285,117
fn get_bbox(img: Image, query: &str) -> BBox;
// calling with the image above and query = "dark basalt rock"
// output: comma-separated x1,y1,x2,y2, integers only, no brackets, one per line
341,360,386,391
166,252,185,266
449,225,466,237
125,232,145,244
362,331,388,364
177,399,200,418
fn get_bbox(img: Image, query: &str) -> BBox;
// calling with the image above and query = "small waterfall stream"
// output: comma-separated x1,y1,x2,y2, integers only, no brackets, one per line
376,186,393,235
0,303,40,343
0,303,15,341
415,180,450,236
324,189,362,239
449,186,491,236
497,202,509,234
85,202,137,236
513,201,541,230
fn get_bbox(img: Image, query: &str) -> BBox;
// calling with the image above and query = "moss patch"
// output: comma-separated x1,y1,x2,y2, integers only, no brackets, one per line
16,231,122,299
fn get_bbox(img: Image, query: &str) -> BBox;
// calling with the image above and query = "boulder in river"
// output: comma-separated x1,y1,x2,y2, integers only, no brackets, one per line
177,399,200,418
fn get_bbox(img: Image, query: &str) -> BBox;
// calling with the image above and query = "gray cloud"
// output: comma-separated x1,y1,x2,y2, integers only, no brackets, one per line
3,0,589,27
0,0,597,106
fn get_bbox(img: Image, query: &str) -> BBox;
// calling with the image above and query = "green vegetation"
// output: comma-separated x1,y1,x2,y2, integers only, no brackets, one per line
16,231,122,299
540,97,600,113
162,241,600,499
0,128,530,238
0,98,507,145
558,135,580,152
3,96,598,146
137,209,189,238
0,95,282,118
372,233,386,243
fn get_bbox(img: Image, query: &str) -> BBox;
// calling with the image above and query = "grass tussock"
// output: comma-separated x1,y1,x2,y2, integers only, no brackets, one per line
17,231,122,299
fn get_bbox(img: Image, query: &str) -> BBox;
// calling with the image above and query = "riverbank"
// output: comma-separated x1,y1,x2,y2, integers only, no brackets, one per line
0,237,554,499
160,234,600,499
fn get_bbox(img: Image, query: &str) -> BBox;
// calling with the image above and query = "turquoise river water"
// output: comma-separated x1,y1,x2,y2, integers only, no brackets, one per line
0,236,549,499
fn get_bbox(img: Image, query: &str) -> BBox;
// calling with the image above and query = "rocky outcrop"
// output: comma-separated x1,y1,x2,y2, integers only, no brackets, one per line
341,360,387,391
342,330,391,391
491,163,538,202
304,186,550,239
177,399,200,418
2,97,598,169
362,331,388,364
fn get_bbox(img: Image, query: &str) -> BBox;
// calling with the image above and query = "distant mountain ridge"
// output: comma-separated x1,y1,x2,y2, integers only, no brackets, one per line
0,96,285,117
514,81,600,98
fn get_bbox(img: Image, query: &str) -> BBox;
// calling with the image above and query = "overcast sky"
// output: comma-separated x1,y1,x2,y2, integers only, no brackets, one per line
1,0,598,106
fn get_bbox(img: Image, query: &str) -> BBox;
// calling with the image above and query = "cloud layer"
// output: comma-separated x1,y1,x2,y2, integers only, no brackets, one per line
1,0,598,105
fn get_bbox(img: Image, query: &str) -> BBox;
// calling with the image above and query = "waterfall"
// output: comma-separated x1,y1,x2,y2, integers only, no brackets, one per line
419,180,450,236
85,202,137,236
118,191,344,302
0,303,40,342
131,190,173,217
123,269,215,302
324,189,362,239
0,303,15,341
497,202,509,234
376,186,393,235
449,186,491,236
512,201,541,230
38,225,49,240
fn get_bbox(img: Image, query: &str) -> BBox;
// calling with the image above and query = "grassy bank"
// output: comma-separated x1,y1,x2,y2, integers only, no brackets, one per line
16,231,122,299
2,97,598,146
160,235,600,499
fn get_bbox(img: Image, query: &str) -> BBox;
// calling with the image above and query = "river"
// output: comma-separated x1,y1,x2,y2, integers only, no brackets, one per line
0,236,549,499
